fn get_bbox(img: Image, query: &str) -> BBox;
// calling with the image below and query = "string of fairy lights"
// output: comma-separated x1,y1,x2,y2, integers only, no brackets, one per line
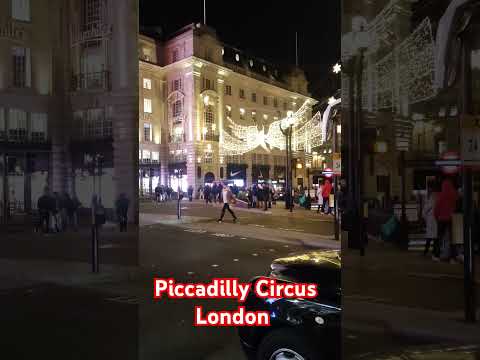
219,100,328,156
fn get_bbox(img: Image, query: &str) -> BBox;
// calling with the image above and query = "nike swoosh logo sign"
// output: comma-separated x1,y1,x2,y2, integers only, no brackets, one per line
230,171,242,177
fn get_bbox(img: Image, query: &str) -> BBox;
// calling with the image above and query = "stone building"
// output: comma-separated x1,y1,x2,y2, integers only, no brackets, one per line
0,0,138,224
138,23,317,195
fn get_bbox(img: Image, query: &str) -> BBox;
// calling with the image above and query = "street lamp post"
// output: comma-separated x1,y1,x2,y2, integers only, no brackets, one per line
342,16,370,255
174,168,183,219
84,153,103,273
280,113,295,212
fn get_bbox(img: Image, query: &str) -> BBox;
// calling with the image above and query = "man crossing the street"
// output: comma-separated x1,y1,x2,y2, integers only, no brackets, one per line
217,184,238,223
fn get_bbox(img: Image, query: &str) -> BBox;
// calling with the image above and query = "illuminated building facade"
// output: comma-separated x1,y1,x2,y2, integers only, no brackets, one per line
139,23,317,194
1,0,139,223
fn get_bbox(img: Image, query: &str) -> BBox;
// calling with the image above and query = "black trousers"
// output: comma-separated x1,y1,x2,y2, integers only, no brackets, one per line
438,220,456,259
424,237,440,257
119,216,128,232
219,203,237,220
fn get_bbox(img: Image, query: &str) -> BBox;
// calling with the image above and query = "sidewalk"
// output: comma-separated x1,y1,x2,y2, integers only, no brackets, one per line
343,234,480,343
0,258,137,292
1,222,138,266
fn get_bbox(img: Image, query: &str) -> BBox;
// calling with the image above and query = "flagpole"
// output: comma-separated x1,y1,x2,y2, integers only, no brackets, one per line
204,0,206,25
295,32,298,67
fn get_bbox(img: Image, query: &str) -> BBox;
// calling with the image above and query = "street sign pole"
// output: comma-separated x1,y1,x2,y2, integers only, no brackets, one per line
460,35,476,322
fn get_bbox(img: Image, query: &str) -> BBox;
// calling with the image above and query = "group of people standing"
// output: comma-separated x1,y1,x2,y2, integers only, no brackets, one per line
245,183,275,211
316,179,333,214
36,187,81,233
153,185,174,202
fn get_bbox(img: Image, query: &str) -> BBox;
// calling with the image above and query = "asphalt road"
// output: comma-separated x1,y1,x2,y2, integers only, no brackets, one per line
0,205,439,360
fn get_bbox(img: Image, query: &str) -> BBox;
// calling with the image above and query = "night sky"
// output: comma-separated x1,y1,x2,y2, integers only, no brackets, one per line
139,0,341,100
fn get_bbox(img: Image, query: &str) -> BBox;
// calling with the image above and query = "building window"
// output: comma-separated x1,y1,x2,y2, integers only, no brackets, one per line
239,108,245,120
11,0,30,22
206,79,211,90
143,78,152,90
74,108,108,139
251,111,256,122
144,98,152,113
274,98,278,107
225,85,232,96
172,49,179,62
142,150,151,161
12,47,30,88
152,151,160,162
204,151,213,164
263,96,268,106
283,101,288,110
173,100,182,118
82,0,101,31
204,105,215,140
239,89,245,99
8,109,27,141
31,113,48,142
173,78,182,91
251,93,257,102
144,123,152,142
141,47,152,62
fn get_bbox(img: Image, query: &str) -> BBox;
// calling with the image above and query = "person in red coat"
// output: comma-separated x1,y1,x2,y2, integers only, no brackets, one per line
322,179,333,214
434,178,459,262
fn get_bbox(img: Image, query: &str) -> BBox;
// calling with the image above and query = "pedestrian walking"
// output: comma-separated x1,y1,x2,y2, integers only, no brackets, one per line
217,185,238,223
434,178,459,263
204,185,212,205
422,181,439,259
154,185,161,202
188,185,194,202
116,193,130,232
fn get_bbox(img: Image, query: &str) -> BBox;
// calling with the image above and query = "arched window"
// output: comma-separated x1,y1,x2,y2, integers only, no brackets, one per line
173,100,182,118
204,105,215,141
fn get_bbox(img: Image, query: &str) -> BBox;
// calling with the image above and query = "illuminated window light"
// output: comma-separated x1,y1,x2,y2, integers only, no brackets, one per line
221,48,225,55
240,108,245,114
235,54,240,62
336,125,342,134
263,114,268,120
262,65,267,72
249,60,253,67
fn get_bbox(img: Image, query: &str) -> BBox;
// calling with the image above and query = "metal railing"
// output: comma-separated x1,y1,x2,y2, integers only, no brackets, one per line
71,71,110,91
0,131,48,144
